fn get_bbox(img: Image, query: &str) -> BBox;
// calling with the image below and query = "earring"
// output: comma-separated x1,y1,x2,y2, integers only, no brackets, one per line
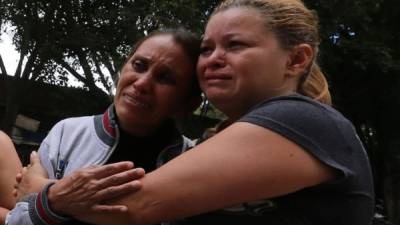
200,93,209,117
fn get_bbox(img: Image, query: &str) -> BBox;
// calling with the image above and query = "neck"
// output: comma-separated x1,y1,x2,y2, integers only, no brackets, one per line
119,121,163,137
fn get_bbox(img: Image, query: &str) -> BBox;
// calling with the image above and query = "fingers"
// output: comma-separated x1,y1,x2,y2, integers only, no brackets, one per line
47,173,142,216
46,163,143,217
94,180,142,202
68,167,145,203
88,161,135,180
14,169,24,195
14,170,23,198
15,171,23,183
30,151,40,165
99,168,145,189
91,204,128,213
93,168,144,202
82,167,144,197
49,163,140,199
63,162,137,191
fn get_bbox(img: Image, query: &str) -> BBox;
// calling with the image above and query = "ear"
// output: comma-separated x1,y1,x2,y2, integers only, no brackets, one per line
285,44,314,78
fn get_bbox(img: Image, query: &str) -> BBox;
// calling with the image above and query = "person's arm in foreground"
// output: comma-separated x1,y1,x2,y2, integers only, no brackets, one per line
6,152,144,225
5,151,51,225
13,152,51,201
0,131,22,224
49,122,336,225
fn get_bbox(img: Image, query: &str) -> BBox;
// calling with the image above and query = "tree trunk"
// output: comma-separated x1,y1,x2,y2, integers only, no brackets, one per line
0,55,8,75
1,48,38,134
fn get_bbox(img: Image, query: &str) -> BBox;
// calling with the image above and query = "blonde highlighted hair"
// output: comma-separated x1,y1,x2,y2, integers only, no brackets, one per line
213,0,331,105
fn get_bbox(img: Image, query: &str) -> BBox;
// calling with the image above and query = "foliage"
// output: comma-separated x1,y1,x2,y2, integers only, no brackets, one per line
0,0,217,94
305,0,400,224
0,0,218,135
306,0,400,119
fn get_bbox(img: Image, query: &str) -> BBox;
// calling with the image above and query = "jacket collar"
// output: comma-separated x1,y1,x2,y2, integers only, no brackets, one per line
94,104,185,149
102,105,117,139
94,104,117,146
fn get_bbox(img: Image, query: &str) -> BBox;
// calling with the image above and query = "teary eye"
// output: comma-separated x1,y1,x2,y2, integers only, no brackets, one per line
227,40,247,51
132,59,148,72
200,44,214,57
156,71,176,85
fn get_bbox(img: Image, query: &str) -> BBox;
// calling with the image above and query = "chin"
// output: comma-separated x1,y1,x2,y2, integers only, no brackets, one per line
207,95,229,110
206,89,230,101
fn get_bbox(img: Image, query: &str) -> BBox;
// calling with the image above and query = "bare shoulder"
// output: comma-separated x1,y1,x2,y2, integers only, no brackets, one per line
0,131,16,157
0,131,21,169
0,131,22,209
0,130,13,143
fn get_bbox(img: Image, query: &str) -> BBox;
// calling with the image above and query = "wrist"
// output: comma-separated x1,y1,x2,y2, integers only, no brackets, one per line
28,182,71,225
47,182,60,213
37,178,52,191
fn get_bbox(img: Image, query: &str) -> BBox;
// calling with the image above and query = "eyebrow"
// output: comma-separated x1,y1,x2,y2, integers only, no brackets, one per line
223,32,242,39
135,54,179,75
201,32,243,43
133,55,151,62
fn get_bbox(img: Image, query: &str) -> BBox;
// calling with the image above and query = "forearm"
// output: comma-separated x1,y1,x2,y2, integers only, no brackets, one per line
80,156,231,225
79,123,335,225
75,210,135,225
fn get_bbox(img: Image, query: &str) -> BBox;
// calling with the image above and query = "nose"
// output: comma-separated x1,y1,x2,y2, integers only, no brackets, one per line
133,73,153,94
203,47,226,69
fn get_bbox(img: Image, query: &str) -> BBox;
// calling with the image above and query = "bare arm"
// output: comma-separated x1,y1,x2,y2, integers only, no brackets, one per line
0,131,22,223
51,122,335,225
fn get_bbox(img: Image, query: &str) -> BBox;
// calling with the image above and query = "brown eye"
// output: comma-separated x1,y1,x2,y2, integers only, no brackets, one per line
200,45,213,56
132,59,147,72
227,40,247,51
156,71,176,85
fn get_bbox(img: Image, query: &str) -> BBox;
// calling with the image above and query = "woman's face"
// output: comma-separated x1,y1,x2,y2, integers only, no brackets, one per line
115,34,195,135
197,8,292,118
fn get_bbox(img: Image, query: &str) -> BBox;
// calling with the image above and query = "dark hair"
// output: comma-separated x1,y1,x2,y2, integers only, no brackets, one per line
212,0,331,105
122,27,201,98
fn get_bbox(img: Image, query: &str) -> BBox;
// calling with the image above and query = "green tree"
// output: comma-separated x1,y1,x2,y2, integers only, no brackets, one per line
305,0,400,224
0,0,216,134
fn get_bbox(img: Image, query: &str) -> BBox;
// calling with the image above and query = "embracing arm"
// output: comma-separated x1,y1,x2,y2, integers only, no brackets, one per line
0,131,22,223
54,122,335,225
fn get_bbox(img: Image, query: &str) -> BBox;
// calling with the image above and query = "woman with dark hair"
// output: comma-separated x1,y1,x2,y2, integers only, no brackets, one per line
5,28,202,225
